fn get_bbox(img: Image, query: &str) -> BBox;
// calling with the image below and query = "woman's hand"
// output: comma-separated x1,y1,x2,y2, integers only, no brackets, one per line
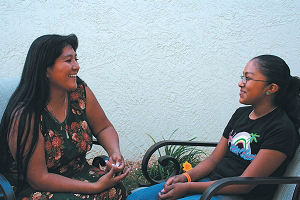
158,182,190,200
95,165,130,192
105,152,125,173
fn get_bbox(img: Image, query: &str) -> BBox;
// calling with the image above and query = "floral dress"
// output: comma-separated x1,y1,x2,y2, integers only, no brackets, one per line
15,80,127,200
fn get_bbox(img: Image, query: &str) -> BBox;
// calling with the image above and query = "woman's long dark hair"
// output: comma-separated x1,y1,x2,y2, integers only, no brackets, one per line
0,34,78,191
252,55,300,130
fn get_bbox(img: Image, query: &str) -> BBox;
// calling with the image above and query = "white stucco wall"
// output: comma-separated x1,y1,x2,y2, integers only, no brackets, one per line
1,1,300,161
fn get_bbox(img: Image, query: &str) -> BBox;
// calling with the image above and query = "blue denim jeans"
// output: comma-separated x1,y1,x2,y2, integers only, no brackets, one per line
127,178,244,200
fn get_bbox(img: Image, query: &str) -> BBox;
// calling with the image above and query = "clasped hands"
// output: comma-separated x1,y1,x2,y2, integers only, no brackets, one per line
158,174,191,200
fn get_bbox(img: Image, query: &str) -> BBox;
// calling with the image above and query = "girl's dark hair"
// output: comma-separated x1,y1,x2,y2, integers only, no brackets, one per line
252,55,300,130
0,34,78,192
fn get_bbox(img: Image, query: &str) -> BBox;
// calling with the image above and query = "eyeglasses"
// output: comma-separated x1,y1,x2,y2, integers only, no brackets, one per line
240,75,268,84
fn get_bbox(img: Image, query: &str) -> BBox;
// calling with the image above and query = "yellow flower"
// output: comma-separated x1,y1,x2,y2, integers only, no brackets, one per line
182,161,193,172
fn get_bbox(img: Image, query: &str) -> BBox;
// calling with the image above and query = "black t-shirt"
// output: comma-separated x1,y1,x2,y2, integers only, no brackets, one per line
208,106,299,200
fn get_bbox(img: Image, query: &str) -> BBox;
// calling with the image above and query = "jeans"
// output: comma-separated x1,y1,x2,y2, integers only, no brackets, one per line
127,178,244,200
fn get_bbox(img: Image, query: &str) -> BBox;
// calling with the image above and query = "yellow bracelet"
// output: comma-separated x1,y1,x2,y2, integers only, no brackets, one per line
182,173,192,182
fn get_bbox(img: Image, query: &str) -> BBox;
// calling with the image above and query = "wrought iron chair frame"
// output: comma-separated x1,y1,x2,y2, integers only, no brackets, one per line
141,140,300,200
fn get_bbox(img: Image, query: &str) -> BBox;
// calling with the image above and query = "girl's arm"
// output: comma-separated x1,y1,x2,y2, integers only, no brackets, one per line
188,148,287,195
164,136,228,187
188,136,229,181
159,138,287,199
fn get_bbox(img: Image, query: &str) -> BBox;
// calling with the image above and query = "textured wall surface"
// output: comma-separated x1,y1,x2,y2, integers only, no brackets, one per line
1,1,300,161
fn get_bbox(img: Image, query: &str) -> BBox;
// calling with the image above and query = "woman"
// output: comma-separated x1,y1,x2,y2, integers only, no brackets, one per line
128,55,300,200
0,34,130,199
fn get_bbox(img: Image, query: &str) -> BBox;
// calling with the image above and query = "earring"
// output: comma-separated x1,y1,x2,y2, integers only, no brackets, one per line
266,92,270,95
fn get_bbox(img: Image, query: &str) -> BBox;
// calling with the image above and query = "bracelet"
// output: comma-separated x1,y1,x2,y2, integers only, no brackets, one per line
182,173,192,182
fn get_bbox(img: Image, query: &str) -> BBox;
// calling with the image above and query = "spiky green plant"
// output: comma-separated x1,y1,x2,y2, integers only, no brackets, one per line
145,129,207,180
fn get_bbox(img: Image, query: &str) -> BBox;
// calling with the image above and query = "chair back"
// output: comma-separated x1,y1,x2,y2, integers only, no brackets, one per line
273,139,300,199
0,76,20,119
0,76,19,200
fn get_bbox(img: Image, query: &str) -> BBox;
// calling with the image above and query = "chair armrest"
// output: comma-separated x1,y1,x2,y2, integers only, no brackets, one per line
141,140,218,186
0,173,16,200
92,139,109,167
92,139,100,145
200,176,300,200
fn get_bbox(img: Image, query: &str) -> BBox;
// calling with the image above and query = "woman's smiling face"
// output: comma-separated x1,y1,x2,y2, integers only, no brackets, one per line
46,45,80,92
238,60,270,106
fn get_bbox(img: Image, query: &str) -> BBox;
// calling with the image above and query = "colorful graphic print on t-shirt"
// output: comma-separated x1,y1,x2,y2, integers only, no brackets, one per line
228,130,260,161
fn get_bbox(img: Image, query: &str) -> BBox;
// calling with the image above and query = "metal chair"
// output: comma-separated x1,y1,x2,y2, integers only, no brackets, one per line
0,173,15,200
141,140,300,199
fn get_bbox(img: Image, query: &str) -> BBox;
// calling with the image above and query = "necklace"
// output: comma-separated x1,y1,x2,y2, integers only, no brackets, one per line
48,96,67,119
249,106,278,119
47,95,69,138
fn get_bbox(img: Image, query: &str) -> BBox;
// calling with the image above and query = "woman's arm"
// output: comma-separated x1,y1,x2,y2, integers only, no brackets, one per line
85,85,125,170
26,131,128,193
8,109,128,194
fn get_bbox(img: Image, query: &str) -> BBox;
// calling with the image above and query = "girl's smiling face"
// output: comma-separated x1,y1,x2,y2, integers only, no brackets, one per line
238,60,270,106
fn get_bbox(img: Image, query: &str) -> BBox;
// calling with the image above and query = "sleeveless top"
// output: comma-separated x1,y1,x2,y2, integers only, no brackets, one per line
7,78,127,199
41,79,93,176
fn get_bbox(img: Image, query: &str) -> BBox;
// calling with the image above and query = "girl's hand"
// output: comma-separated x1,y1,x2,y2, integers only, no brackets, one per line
165,174,189,186
95,165,130,192
158,182,189,200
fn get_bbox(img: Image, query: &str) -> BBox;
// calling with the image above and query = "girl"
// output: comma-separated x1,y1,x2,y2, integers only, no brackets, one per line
128,55,300,200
